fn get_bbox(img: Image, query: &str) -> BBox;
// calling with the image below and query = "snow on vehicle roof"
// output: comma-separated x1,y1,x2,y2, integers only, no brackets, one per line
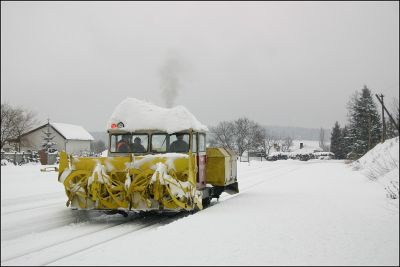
51,123,94,141
107,98,209,133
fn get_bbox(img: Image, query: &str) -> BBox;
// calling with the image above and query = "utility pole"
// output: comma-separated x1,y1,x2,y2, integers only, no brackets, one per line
368,115,371,150
378,94,385,142
375,93,399,137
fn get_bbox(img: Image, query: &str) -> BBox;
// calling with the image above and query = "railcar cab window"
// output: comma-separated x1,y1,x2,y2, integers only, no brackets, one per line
169,133,189,153
151,134,167,153
199,133,206,152
192,133,197,153
151,133,190,153
110,134,148,153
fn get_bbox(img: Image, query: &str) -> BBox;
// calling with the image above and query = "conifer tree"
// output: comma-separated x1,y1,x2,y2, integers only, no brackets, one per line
330,121,343,159
42,121,56,152
347,85,381,158
341,125,352,159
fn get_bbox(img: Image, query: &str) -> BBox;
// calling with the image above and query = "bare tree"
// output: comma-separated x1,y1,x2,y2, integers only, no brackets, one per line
233,117,256,156
281,136,293,152
263,133,278,155
1,103,18,150
249,123,266,151
319,127,330,151
1,102,38,151
14,107,38,151
209,117,268,156
209,121,236,152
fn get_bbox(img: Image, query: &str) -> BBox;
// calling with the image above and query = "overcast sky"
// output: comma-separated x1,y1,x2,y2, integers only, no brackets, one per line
1,1,399,132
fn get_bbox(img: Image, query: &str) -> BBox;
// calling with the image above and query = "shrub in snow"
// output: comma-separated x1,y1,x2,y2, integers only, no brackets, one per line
314,152,335,160
267,152,288,161
267,151,334,161
1,151,40,166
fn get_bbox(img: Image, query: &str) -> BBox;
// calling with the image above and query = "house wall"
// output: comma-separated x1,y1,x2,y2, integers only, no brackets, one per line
20,126,66,152
20,126,92,155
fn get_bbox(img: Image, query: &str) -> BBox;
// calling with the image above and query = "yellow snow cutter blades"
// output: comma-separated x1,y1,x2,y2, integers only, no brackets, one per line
58,151,202,212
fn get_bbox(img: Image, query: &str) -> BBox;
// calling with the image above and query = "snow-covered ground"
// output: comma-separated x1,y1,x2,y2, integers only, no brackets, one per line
1,159,398,265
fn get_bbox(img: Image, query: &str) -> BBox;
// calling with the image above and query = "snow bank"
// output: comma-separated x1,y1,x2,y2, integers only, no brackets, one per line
106,98,209,133
352,137,399,199
51,123,94,141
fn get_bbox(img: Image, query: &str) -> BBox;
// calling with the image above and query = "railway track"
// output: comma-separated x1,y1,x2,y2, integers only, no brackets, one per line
2,212,188,266
2,162,305,266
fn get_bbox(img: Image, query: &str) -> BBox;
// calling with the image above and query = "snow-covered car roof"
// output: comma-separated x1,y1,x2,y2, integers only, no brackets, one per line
106,98,209,133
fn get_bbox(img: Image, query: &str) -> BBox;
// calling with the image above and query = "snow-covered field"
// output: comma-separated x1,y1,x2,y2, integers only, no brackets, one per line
1,158,399,265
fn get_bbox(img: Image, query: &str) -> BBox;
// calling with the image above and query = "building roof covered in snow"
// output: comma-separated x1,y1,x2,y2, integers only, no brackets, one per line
51,123,94,141
291,140,324,154
106,98,209,133
21,122,94,141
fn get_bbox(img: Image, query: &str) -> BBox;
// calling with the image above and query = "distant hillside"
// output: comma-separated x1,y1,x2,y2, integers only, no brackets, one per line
90,132,108,144
263,125,331,142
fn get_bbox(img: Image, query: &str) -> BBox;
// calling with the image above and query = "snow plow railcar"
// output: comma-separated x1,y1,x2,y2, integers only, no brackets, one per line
58,98,238,212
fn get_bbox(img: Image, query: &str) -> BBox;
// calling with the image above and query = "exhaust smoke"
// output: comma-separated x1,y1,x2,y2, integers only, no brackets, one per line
159,53,184,108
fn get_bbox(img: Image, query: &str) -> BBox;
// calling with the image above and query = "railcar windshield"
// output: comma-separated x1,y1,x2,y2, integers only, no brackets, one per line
168,133,190,153
110,134,149,153
151,133,190,153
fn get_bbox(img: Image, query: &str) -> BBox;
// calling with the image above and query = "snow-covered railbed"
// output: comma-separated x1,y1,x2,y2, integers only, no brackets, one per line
2,212,187,266
2,197,66,216
1,160,399,265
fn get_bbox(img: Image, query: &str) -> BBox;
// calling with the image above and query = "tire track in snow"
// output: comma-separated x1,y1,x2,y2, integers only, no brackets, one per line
2,200,65,216
216,164,305,203
236,164,301,189
1,192,64,207
1,209,110,241
1,221,128,263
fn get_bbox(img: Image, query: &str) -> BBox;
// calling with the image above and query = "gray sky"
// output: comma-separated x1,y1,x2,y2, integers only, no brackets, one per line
1,1,399,132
